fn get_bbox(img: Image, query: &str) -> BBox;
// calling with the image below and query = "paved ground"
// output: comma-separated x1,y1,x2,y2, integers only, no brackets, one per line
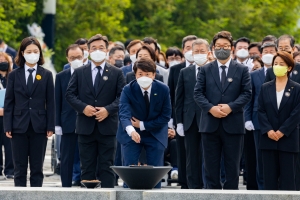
0,136,246,189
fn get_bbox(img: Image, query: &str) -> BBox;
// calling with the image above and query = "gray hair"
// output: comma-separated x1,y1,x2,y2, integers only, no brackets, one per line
192,39,210,51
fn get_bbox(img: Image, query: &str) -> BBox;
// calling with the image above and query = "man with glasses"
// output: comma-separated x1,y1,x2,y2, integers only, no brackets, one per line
165,47,184,67
66,34,125,188
194,31,251,189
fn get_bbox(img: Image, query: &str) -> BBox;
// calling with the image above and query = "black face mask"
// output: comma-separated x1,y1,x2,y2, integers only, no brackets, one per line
0,62,9,71
114,60,124,68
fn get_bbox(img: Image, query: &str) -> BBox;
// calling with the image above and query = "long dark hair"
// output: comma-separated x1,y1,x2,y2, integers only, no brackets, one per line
15,37,45,67
0,52,12,79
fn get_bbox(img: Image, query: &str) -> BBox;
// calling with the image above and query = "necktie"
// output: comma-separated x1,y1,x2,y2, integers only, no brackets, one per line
197,67,201,77
144,91,150,116
27,68,35,93
221,65,226,89
94,66,101,93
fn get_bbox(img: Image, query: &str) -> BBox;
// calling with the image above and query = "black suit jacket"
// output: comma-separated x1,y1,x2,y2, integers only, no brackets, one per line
66,62,125,135
258,79,300,152
4,66,55,133
265,63,300,83
5,46,18,69
168,62,186,125
194,60,252,134
125,71,164,84
55,69,76,134
175,65,201,131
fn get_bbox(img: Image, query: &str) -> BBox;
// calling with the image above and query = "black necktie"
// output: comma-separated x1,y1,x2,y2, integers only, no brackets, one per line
94,66,101,93
221,65,226,89
27,68,35,93
197,67,201,77
144,91,150,116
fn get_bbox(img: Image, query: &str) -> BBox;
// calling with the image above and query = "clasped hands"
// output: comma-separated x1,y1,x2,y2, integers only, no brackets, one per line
267,130,284,141
209,104,232,118
83,105,109,122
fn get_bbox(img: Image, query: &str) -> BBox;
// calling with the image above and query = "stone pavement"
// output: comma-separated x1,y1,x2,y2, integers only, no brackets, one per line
0,136,246,189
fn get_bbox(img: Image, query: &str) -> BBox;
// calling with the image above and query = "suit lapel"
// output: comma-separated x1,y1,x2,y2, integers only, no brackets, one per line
30,66,45,95
83,63,96,97
278,80,293,112
17,68,29,96
209,61,222,92
131,81,147,117
188,65,196,84
258,68,265,83
267,80,278,113
148,81,158,118
223,60,237,92
96,63,112,97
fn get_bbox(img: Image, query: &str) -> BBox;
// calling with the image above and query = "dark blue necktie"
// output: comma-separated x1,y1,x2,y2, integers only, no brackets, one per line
94,66,101,93
27,68,35,93
221,65,226,89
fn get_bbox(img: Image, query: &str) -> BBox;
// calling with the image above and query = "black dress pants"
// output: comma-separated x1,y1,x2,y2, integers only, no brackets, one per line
245,130,258,190
11,124,48,187
176,129,188,188
78,125,116,188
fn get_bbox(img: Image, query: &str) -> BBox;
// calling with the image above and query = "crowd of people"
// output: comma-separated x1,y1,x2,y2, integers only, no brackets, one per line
1,30,300,190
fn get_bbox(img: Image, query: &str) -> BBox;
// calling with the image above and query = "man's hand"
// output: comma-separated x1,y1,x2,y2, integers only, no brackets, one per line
47,131,53,138
218,104,232,115
95,107,109,122
209,106,227,118
83,105,97,117
275,130,284,140
131,117,140,128
131,131,141,143
6,132,12,138
168,128,175,139
267,130,279,141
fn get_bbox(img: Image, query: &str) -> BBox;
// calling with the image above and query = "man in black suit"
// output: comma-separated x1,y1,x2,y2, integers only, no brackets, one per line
0,39,17,69
168,35,197,189
194,31,251,189
175,38,211,189
126,71,163,84
66,34,125,188
56,44,84,187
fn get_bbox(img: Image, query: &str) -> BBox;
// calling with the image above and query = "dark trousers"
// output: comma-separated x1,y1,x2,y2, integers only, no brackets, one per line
11,124,47,187
114,141,122,181
0,116,14,176
262,150,297,190
253,130,264,189
165,138,177,167
202,125,244,189
60,133,78,187
72,140,81,181
122,133,165,188
184,118,203,189
78,126,116,188
245,130,258,190
176,130,188,189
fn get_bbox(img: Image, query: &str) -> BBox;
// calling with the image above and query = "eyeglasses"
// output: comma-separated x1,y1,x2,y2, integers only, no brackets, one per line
68,56,83,61
167,57,182,62
214,45,231,50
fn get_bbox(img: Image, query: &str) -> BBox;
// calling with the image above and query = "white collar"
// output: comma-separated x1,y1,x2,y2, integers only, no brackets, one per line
217,58,231,68
186,60,194,67
70,67,74,75
2,44,8,52
83,59,89,65
24,63,38,72
91,60,106,71
140,84,152,95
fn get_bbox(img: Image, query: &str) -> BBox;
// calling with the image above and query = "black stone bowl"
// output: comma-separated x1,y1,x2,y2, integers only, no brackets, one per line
111,166,172,189
81,180,101,189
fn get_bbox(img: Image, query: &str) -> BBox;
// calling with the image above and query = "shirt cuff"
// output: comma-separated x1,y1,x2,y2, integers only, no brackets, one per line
140,121,145,131
126,125,136,137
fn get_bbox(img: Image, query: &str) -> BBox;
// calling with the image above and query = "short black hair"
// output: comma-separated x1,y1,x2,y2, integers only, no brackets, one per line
182,35,197,49
276,34,295,48
248,42,261,51
142,37,159,52
136,44,157,62
88,34,109,49
260,42,277,54
262,35,277,45
212,31,234,47
133,58,156,74
234,37,250,48
124,39,133,49
165,47,183,59
0,39,3,45
109,46,125,56
74,38,88,45
65,44,83,57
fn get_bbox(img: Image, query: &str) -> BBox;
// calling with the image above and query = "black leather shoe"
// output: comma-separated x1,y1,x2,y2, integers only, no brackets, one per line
72,180,81,186
5,175,14,179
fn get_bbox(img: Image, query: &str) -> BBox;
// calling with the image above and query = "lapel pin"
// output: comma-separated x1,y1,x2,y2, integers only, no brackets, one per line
293,70,298,75
106,69,108,71
154,93,157,96
227,78,233,82
36,75,42,80
103,76,108,81
285,92,290,97
288,89,291,91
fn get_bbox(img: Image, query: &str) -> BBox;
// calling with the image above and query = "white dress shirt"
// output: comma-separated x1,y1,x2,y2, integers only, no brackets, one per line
2,44,8,52
91,61,105,86
186,60,194,67
276,90,284,109
264,66,268,76
217,58,232,81
125,85,152,136
25,64,38,84
195,64,201,78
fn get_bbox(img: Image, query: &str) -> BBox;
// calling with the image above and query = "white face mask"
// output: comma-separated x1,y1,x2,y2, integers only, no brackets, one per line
236,49,249,59
159,61,165,67
193,54,208,66
0,47,4,52
70,59,83,69
24,53,40,64
83,51,89,59
262,54,274,65
90,50,106,62
169,61,180,67
137,76,153,88
130,54,137,65
184,50,194,62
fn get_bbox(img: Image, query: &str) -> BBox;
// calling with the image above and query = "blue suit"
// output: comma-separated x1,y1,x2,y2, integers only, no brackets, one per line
121,64,133,76
117,80,171,188
245,68,265,189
